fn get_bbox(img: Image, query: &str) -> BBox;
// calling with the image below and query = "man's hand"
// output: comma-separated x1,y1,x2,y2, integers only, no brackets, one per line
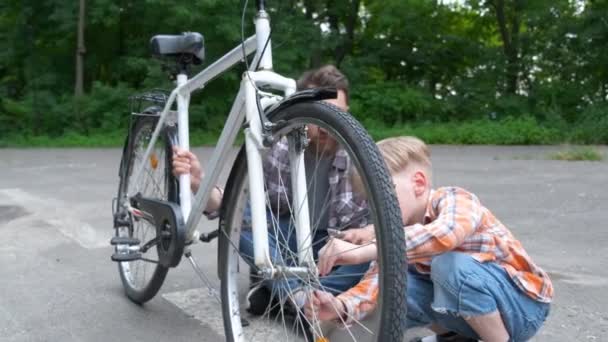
318,238,359,276
172,146,202,193
303,290,346,322
341,225,375,245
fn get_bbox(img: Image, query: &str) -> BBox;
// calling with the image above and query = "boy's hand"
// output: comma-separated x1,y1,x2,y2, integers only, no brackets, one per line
341,225,375,245
303,290,346,322
172,146,202,193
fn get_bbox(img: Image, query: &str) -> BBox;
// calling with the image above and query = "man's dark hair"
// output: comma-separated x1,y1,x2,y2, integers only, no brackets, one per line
296,65,350,100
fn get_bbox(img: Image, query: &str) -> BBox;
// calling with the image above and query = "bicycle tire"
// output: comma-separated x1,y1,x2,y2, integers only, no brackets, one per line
115,115,178,304
219,101,407,342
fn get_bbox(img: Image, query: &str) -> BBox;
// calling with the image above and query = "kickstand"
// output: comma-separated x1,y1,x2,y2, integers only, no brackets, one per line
184,249,250,327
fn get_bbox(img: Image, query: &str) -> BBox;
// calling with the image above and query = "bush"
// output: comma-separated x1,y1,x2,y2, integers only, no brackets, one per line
365,116,563,145
75,82,134,133
350,82,444,126
491,95,530,120
1,76,606,146
0,82,134,138
569,105,608,144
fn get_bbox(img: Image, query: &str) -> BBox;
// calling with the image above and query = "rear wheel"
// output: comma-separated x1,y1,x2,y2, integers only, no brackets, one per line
219,101,407,342
115,115,178,304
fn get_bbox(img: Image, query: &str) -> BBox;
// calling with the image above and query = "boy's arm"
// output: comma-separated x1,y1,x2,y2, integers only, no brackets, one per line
405,187,484,262
335,262,380,325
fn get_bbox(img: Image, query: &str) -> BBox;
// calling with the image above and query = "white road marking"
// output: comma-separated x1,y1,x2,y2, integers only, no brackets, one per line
163,288,309,342
163,288,226,338
0,188,108,249
12,162,99,171
162,285,368,342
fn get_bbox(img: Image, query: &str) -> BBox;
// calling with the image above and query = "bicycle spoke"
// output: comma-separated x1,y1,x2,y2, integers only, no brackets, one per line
220,104,405,342
119,126,170,294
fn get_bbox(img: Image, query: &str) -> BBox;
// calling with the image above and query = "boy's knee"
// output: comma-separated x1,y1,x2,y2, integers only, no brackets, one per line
430,252,477,290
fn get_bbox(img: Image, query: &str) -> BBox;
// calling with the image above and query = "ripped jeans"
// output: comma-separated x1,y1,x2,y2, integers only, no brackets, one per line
407,252,550,342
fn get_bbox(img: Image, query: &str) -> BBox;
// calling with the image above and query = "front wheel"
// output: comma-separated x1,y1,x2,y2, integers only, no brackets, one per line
219,101,407,342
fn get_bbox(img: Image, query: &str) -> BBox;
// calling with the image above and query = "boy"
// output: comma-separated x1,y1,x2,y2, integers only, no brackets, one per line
172,65,371,314
306,136,553,342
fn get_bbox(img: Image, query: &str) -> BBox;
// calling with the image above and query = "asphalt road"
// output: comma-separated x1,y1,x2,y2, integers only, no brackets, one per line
0,146,606,342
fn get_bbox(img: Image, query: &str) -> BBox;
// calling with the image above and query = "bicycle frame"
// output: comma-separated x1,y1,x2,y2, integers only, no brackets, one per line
128,8,316,270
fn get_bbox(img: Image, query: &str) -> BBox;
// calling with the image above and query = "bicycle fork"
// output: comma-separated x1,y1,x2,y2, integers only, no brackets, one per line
241,74,316,278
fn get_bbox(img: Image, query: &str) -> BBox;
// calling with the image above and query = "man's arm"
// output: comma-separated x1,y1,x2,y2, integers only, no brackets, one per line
172,146,222,218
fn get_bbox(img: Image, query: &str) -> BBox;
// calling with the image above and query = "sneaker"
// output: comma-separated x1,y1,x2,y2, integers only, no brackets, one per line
246,283,272,316
290,289,308,309
410,332,478,342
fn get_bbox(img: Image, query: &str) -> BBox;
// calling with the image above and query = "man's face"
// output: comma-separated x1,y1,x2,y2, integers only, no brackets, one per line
323,89,348,112
306,89,348,155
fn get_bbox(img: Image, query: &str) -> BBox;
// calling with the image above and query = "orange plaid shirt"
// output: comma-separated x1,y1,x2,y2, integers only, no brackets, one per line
337,186,553,323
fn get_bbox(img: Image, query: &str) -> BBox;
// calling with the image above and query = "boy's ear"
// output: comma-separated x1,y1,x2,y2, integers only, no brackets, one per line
412,170,427,197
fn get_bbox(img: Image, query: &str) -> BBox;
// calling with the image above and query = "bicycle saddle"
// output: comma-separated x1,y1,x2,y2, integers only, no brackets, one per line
150,32,205,63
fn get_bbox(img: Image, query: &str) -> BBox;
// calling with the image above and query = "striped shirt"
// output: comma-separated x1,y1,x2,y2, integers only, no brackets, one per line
264,136,368,229
337,186,554,323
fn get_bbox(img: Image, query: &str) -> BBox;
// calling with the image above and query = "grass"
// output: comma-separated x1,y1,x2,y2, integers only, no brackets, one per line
0,132,125,148
549,146,604,161
0,129,222,148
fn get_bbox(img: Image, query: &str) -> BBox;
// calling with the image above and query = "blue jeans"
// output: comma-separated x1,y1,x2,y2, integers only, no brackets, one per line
407,252,550,342
239,209,370,302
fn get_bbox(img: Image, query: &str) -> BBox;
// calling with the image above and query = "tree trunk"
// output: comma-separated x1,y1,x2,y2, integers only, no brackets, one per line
75,0,86,96
334,0,360,67
303,0,314,20
491,0,521,94
303,0,322,67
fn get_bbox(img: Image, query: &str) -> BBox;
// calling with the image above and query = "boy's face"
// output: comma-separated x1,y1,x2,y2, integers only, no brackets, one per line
306,89,348,155
392,168,429,226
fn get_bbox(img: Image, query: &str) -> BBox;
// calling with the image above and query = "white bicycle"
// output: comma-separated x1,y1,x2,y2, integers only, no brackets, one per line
111,1,407,341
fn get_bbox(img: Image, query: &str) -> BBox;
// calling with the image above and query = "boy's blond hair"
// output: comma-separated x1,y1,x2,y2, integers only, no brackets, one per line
376,136,432,178
351,136,431,194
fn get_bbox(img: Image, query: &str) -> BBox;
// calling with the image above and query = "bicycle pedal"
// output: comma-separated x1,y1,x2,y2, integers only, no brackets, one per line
241,317,250,327
114,217,131,227
110,237,140,246
111,252,142,262
113,210,131,228
199,229,219,243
